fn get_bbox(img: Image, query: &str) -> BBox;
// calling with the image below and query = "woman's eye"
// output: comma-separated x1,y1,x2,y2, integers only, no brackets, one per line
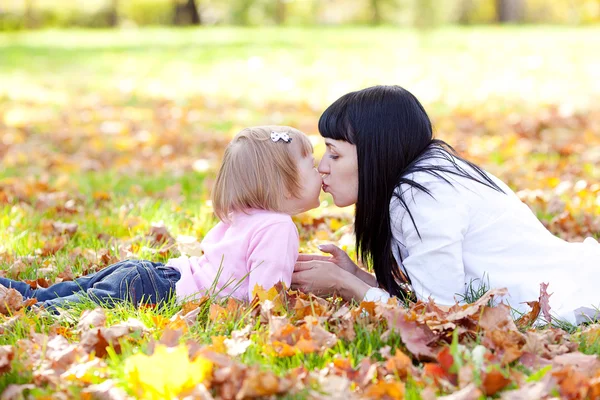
329,155,339,160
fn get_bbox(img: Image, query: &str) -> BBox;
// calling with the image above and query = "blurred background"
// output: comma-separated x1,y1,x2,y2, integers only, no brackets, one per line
0,0,600,259
2,0,600,28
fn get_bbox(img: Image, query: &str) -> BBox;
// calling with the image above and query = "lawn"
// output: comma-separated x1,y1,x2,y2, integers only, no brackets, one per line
1,26,600,398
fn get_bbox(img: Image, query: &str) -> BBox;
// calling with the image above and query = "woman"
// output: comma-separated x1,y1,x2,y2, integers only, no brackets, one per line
292,85,600,325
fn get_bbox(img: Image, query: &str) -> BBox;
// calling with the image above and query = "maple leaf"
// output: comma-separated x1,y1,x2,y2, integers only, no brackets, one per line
252,283,286,313
363,381,406,399
481,369,512,396
515,301,541,329
384,349,413,378
479,303,519,332
382,307,437,360
124,344,212,399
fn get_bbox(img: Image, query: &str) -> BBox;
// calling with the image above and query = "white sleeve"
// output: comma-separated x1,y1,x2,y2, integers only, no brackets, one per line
363,287,391,303
396,181,469,305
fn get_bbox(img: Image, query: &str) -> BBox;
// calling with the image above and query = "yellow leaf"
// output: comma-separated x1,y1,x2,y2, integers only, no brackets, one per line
315,230,330,240
329,218,344,231
252,284,286,313
252,284,279,303
124,344,212,399
208,336,227,354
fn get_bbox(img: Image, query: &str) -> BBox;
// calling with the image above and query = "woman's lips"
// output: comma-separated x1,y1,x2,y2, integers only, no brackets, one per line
322,183,329,193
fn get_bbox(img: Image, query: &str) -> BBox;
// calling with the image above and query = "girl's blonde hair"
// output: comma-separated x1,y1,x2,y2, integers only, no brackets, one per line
212,125,313,221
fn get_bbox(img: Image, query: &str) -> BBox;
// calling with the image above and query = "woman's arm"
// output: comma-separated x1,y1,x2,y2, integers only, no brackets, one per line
394,181,469,305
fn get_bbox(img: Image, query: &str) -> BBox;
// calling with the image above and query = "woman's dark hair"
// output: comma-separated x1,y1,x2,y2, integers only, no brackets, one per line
318,85,504,301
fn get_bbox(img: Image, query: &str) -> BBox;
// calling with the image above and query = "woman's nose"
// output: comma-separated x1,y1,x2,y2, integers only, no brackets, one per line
317,158,329,175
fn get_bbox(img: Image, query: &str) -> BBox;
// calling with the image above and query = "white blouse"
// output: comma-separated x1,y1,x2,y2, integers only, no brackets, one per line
363,153,600,325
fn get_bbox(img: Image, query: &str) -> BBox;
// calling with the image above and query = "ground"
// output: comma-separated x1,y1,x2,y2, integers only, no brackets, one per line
1,26,600,399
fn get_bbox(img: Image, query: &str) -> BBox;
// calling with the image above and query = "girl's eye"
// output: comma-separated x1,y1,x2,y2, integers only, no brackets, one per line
329,155,339,160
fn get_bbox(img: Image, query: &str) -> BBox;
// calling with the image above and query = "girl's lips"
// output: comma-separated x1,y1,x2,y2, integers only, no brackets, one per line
322,183,329,192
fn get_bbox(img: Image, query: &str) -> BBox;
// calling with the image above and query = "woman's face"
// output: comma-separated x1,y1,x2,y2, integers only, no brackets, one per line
318,139,359,207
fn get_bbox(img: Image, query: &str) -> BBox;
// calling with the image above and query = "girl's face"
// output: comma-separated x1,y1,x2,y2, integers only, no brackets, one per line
292,152,323,212
318,139,358,207
283,143,322,214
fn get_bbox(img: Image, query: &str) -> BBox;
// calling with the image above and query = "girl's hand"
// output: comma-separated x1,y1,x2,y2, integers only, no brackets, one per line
297,244,358,276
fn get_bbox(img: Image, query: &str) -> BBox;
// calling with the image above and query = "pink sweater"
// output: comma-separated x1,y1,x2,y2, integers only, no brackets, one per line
166,209,299,302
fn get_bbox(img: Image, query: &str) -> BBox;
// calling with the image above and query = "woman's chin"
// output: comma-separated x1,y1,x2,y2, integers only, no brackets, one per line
332,198,352,208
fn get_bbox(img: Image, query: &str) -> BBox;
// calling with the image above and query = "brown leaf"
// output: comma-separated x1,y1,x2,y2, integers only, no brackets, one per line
102,318,149,343
80,328,113,358
494,331,526,365
382,307,437,360
7,260,27,279
445,288,508,322
515,301,541,329
552,366,590,399
24,278,50,289
479,304,519,332
147,223,175,247
0,315,20,335
81,379,130,400
181,296,210,315
385,349,413,379
0,345,14,374
51,221,78,236
37,235,68,256
500,373,552,400
539,282,553,323
481,369,512,396
363,381,406,399
0,384,36,400
55,265,75,282
0,285,25,315
552,352,600,373
438,383,482,400
159,328,184,347
77,308,107,331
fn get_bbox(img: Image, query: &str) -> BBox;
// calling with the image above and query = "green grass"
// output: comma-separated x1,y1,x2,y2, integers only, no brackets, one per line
1,26,599,114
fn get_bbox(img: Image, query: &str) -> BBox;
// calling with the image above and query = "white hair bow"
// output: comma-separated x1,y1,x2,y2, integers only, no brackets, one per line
270,131,292,143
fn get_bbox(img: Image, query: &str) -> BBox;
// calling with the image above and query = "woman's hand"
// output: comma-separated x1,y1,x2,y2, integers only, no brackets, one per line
297,244,358,275
297,244,379,289
291,259,371,302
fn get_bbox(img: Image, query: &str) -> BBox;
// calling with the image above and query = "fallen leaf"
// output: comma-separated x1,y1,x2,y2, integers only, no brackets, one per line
0,284,25,315
125,344,212,399
0,345,14,374
539,283,553,323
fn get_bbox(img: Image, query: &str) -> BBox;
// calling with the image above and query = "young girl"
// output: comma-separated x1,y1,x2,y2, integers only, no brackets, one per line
0,126,322,311
292,85,600,325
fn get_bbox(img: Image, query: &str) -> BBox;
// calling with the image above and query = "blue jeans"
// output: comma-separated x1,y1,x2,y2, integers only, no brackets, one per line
0,259,180,312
